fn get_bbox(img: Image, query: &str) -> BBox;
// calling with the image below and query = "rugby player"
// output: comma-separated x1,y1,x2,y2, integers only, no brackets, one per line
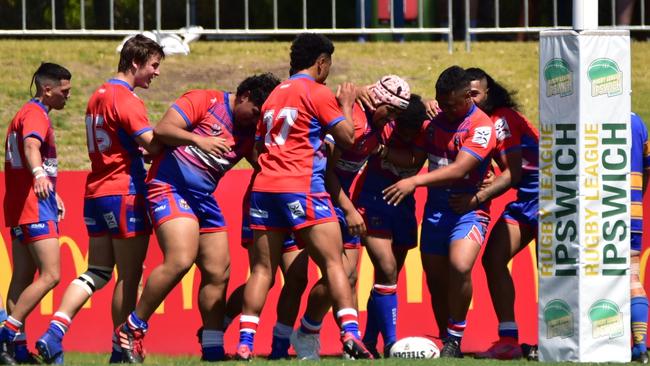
1,62,71,365
115,73,280,363
447,68,539,360
291,75,411,360
35,35,164,364
383,66,496,358
235,33,372,360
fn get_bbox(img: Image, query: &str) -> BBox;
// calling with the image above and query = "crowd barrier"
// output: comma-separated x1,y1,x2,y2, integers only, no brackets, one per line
0,169,646,355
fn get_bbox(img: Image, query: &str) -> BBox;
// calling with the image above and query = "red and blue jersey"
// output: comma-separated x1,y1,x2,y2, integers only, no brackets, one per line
631,112,650,234
415,104,496,211
148,90,254,195
84,79,153,198
361,120,428,194
491,107,539,198
253,73,346,194
328,102,381,195
4,99,58,226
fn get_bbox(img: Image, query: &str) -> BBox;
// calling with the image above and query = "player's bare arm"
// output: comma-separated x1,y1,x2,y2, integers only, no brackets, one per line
23,136,52,200
449,150,522,214
383,150,482,206
380,144,427,169
154,107,231,155
331,82,357,149
325,143,366,237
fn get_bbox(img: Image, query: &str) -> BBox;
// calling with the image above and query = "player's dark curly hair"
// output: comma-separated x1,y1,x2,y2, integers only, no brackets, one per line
435,65,473,96
465,67,519,114
290,33,335,74
118,34,165,73
30,62,72,97
396,94,427,131
236,72,281,107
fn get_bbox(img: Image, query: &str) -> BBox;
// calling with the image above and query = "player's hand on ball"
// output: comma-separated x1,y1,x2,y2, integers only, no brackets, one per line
33,175,53,200
196,136,232,156
383,178,416,206
346,209,366,237
336,82,357,109
356,84,376,112
425,98,440,119
448,193,478,214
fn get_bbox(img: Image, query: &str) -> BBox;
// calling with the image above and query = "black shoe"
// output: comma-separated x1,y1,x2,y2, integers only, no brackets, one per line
0,341,16,366
440,338,463,358
521,343,538,361
633,351,650,364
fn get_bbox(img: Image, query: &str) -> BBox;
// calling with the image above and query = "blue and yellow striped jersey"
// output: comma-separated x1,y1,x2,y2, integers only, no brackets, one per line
631,112,650,234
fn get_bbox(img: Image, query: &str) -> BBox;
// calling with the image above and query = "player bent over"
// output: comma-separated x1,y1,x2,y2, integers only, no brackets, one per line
36,35,164,364
235,33,372,360
443,68,539,360
291,75,411,360
383,66,496,358
1,63,71,365
355,95,428,357
115,73,280,363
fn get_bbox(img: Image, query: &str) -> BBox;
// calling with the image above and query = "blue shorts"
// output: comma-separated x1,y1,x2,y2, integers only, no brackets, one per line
147,190,226,233
420,208,489,256
241,211,299,253
356,191,417,249
249,191,338,233
501,195,538,228
11,221,59,244
333,206,361,250
632,232,643,252
84,195,150,239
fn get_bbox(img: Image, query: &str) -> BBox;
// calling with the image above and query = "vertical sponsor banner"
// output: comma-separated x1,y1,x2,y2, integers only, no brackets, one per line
539,30,631,362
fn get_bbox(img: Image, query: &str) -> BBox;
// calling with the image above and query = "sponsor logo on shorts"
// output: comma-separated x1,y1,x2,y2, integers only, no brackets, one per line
471,126,492,148
84,217,97,225
29,223,46,230
465,225,484,244
103,212,118,229
250,208,269,219
178,199,191,210
314,204,330,211
287,200,305,219
129,217,142,223
154,204,167,213
12,227,23,236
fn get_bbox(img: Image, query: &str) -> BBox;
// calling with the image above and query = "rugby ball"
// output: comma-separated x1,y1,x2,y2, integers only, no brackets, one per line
389,337,440,359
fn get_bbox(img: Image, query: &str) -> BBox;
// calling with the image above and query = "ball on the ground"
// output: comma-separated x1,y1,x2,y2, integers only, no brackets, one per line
389,337,440,359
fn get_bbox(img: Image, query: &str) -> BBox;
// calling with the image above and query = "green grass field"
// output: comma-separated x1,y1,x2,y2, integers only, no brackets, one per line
1,39,650,170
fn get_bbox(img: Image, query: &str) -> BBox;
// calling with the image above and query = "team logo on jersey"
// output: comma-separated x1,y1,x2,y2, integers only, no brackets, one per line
210,123,223,136
588,58,623,97
544,58,573,97
103,212,118,229
494,118,512,141
287,200,306,219
471,127,492,148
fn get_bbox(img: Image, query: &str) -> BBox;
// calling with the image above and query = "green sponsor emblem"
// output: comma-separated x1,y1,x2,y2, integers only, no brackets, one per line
588,299,624,339
544,58,573,97
588,58,623,97
543,299,574,338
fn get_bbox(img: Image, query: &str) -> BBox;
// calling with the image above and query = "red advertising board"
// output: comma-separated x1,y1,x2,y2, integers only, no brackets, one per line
0,170,644,355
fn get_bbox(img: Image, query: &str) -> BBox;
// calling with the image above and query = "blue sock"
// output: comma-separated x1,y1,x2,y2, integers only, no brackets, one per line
0,310,7,324
47,322,65,339
497,322,519,340
362,292,380,345
127,312,148,331
342,321,360,338
238,331,255,351
632,296,649,353
372,287,398,346
447,318,466,342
